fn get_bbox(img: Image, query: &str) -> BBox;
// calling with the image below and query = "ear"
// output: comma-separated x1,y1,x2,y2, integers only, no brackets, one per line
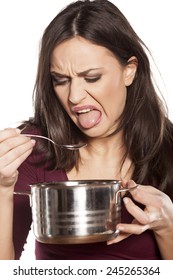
124,56,138,86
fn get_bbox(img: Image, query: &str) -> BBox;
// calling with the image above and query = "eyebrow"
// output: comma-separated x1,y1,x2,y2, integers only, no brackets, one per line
77,68,103,76
50,68,103,77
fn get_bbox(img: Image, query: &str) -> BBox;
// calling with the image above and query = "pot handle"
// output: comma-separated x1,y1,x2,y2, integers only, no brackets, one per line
111,184,139,239
13,190,32,206
115,184,139,204
13,190,31,196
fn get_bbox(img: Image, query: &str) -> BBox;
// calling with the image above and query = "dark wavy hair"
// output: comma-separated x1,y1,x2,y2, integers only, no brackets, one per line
24,0,173,196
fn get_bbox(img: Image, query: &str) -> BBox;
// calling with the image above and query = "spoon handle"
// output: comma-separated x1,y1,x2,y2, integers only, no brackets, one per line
21,134,56,145
21,134,87,150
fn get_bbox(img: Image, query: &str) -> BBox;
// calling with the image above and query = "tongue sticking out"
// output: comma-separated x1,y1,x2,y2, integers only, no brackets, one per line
78,110,101,129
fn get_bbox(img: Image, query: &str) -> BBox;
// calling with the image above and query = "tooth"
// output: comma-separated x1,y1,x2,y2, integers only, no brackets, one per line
78,109,91,113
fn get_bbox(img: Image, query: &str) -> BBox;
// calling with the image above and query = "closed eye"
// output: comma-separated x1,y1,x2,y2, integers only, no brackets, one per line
51,75,70,86
84,76,101,83
51,72,101,86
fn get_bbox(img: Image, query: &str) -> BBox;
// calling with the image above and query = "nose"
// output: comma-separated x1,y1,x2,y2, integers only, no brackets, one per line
68,78,87,104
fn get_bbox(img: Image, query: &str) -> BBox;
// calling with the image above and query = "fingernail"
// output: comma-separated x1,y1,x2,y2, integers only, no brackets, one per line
123,197,129,204
31,139,36,145
16,128,21,134
117,225,124,231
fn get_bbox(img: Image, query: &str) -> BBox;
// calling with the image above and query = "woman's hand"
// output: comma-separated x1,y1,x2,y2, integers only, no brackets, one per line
107,180,173,259
0,127,36,259
0,128,35,188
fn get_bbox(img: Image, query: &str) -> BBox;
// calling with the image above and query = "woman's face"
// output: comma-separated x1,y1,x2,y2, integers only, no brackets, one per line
50,36,136,138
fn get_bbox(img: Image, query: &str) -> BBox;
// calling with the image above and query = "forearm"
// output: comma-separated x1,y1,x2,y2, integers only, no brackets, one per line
154,230,173,260
0,188,15,260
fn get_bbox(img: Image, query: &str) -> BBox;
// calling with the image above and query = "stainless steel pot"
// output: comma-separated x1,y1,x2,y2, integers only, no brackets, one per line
14,180,133,244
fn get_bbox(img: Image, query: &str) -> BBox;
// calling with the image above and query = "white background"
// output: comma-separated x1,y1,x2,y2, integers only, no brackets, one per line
0,0,172,260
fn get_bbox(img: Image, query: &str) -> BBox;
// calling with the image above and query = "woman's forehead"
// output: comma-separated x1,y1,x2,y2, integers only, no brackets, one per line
50,36,120,72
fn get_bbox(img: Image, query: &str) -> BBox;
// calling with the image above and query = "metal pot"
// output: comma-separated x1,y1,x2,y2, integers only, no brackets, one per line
14,180,132,244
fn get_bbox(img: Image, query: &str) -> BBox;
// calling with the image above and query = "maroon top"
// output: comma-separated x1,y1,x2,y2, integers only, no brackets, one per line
13,151,164,260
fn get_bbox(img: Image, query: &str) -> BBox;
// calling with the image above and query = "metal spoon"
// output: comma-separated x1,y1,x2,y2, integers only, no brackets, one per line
21,134,87,150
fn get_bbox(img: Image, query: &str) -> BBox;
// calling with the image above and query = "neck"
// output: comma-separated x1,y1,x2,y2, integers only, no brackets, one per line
68,132,133,180
83,132,125,158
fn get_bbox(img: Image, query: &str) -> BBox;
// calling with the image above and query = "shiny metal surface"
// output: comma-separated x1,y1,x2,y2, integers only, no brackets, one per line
28,180,122,244
21,134,87,150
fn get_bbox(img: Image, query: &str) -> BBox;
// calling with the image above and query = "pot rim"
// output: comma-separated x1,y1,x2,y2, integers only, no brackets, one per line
28,179,121,189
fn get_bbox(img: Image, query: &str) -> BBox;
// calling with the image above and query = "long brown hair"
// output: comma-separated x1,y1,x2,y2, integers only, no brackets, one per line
25,0,173,196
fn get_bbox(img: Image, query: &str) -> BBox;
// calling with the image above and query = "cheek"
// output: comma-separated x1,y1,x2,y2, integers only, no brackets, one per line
54,88,69,107
54,88,73,118
98,76,127,110
101,84,127,124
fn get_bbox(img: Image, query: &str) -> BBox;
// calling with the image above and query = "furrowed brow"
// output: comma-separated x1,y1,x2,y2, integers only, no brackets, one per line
50,68,103,77
50,71,69,78
77,68,102,76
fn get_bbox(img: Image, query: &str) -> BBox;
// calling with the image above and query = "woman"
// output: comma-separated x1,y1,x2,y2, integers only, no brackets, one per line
0,0,173,260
